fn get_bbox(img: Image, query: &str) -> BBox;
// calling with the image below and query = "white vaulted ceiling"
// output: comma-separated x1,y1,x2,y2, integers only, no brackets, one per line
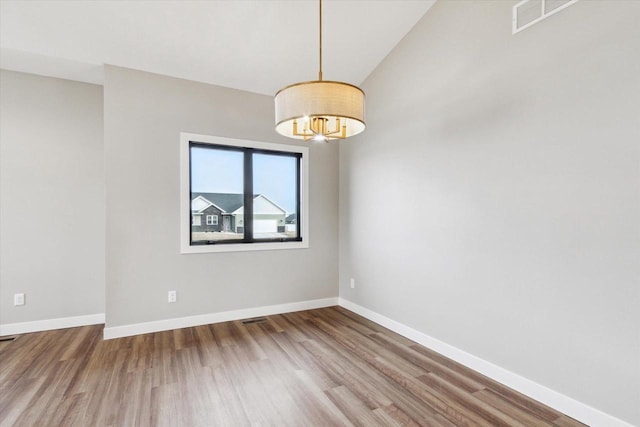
0,0,436,95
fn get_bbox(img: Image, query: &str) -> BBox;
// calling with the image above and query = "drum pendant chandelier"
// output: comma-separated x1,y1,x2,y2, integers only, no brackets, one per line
274,0,365,142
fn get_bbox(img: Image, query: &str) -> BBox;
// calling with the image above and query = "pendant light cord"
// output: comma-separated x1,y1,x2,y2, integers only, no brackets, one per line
319,0,323,81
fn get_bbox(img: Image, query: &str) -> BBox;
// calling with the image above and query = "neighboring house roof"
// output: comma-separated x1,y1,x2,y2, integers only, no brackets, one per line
286,213,296,224
254,194,287,215
191,193,244,213
191,193,287,215
191,196,210,213
191,195,218,214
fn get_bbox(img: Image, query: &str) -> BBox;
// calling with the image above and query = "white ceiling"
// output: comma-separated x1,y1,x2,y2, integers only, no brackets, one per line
0,0,436,96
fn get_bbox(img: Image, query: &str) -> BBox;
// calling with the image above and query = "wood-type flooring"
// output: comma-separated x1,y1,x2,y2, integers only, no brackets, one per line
0,306,586,426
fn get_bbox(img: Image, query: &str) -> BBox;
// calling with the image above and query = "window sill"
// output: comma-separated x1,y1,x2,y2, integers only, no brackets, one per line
180,240,309,254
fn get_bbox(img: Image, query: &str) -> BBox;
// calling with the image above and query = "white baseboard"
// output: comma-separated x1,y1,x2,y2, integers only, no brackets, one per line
2,299,631,426
0,313,105,336
338,298,633,427
103,297,339,340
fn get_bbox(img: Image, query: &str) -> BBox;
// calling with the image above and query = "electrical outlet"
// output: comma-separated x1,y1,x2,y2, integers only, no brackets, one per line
168,290,177,303
350,278,355,289
14,293,25,306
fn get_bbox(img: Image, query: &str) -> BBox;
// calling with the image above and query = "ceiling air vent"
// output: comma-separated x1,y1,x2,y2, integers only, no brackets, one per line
513,0,580,34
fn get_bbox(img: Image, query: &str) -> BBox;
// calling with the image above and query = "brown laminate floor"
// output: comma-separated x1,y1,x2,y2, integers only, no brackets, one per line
0,306,586,426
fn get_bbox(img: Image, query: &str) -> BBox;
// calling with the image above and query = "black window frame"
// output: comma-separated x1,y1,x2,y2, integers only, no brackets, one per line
188,141,302,246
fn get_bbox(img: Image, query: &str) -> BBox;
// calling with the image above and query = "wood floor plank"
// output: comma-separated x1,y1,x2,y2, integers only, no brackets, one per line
306,316,492,426
293,369,354,426
269,328,339,391
410,343,566,422
277,312,316,342
369,332,486,393
553,414,590,426
326,384,387,427
48,391,88,427
472,388,555,426
416,373,526,427
0,376,46,427
300,337,394,410
298,319,461,426
371,406,408,427
209,364,253,425
0,307,587,426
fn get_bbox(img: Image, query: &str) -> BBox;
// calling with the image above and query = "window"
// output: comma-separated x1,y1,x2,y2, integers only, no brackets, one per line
512,0,580,34
192,215,201,226
180,133,309,253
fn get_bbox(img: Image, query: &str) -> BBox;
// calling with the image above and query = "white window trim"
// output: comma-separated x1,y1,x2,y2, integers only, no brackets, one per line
180,132,309,254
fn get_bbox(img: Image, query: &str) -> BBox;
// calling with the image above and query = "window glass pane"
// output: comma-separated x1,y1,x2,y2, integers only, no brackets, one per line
253,153,298,240
190,146,244,243
517,0,542,27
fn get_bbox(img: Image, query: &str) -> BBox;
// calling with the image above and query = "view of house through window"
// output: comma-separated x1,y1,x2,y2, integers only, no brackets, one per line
253,152,298,240
189,143,301,245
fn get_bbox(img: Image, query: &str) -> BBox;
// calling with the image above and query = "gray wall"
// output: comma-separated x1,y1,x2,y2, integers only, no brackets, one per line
0,70,105,324
339,1,639,424
104,66,338,328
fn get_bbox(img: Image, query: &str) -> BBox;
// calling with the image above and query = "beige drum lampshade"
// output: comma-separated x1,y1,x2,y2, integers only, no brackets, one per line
275,80,365,141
